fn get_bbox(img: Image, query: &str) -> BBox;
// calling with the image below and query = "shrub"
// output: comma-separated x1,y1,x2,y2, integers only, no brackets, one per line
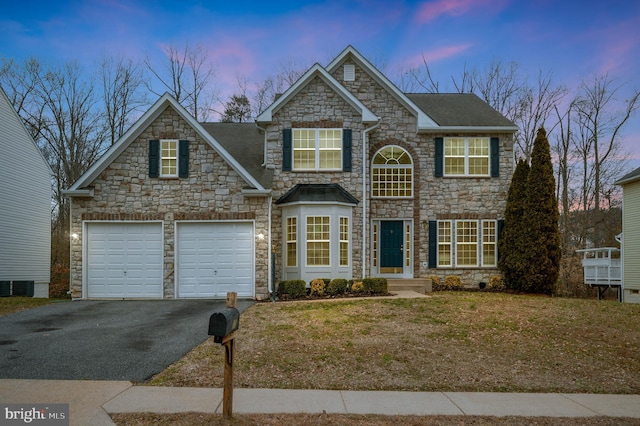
489,275,505,290
49,263,71,299
277,280,306,299
310,278,326,296
363,278,388,294
443,275,462,290
428,275,440,287
327,278,348,295
351,281,364,293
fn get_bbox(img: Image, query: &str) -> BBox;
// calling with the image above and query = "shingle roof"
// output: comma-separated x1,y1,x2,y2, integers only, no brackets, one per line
275,183,359,205
405,93,516,128
200,122,273,188
615,166,640,185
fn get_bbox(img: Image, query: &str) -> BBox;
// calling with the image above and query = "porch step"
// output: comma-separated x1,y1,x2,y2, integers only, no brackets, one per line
387,278,432,295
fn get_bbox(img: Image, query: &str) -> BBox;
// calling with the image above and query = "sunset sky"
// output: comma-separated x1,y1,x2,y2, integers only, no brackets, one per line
2,0,639,169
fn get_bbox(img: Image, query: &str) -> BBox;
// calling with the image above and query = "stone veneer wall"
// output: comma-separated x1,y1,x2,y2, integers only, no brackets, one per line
69,106,271,299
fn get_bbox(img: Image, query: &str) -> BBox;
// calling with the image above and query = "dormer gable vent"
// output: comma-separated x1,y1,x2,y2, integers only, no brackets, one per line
344,64,355,82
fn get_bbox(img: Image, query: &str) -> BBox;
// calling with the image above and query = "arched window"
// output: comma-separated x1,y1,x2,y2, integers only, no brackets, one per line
372,146,413,198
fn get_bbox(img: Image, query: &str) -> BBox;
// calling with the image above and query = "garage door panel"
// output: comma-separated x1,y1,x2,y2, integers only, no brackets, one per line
86,223,163,298
177,222,254,298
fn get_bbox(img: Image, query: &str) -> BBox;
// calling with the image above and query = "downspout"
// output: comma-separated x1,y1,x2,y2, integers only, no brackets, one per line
256,123,274,299
362,121,380,279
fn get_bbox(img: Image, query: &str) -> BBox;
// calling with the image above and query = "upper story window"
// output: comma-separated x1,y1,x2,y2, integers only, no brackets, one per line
372,145,413,198
161,140,178,177
148,139,189,179
293,129,342,171
444,137,489,176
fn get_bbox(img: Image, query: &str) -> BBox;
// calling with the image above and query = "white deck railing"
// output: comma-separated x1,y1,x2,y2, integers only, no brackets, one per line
576,247,622,287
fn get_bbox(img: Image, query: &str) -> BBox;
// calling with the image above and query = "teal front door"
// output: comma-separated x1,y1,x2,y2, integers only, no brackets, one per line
380,221,403,273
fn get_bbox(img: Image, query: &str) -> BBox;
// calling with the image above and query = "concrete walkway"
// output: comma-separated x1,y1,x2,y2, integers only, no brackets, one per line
3,380,640,425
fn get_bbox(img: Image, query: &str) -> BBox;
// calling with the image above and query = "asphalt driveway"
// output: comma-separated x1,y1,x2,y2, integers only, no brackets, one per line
0,299,254,382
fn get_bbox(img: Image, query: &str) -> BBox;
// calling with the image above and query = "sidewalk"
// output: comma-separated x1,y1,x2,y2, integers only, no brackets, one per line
3,380,640,426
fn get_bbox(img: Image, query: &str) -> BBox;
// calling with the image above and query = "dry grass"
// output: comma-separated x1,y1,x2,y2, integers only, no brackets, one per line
0,297,62,317
111,413,640,426
150,292,640,394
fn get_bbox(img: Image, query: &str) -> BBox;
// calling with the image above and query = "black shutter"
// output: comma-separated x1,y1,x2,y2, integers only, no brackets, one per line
178,140,189,178
428,220,437,268
434,137,444,177
149,140,159,178
491,137,500,177
497,219,505,261
283,129,292,171
342,129,352,172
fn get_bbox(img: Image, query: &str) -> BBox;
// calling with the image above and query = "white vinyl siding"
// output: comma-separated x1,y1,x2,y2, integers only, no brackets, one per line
0,88,51,295
623,181,640,291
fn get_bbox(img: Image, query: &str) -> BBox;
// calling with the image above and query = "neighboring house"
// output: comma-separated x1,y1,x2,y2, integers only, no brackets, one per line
64,46,517,300
615,166,640,303
0,85,51,297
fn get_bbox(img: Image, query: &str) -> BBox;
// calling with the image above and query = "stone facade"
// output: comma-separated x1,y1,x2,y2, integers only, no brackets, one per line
69,106,271,299
67,47,516,299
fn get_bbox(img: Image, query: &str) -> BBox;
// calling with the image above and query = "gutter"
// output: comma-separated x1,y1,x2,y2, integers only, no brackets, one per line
61,188,94,198
417,126,519,134
256,123,268,167
362,121,380,279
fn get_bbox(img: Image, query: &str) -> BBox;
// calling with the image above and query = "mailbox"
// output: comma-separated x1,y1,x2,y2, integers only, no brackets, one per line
208,307,240,340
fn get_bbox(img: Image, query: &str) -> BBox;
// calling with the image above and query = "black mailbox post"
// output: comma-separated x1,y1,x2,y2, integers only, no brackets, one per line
208,292,239,418
208,307,239,343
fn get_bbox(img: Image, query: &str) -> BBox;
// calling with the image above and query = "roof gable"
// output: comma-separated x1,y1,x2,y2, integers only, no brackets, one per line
615,166,640,186
67,93,266,194
255,63,378,124
326,45,438,130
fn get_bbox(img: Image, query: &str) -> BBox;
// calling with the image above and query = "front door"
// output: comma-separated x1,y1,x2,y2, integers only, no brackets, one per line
380,221,404,273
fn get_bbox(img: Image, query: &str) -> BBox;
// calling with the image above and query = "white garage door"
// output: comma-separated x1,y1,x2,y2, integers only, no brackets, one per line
86,222,163,298
177,222,254,298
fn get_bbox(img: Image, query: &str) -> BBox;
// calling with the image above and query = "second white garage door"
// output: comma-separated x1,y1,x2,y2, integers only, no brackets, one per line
176,222,254,298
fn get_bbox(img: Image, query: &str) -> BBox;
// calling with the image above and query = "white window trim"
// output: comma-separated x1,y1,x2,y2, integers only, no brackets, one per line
339,216,349,267
293,128,343,171
436,219,498,268
286,216,297,268
371,145,414,198
160,139,179,178
444,137,490,177
305,215,331,267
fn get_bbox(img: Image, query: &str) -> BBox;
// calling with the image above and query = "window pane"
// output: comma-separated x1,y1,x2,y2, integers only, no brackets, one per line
319,150,341,169
307,216,330,266
456,221,478,266
483,221,496,266
286,217,297,267
294,150,316,169
161,140,177,176
445,157,465,175
340,217,349,266
438,221,452,267
468,157,489,175
372,146,413,197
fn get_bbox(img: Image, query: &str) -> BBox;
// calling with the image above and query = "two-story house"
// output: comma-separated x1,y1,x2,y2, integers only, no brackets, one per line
64,45,516,299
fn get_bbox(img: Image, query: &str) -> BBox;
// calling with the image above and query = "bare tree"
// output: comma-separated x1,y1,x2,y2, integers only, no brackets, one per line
144,42,217,121
100,55,147,146
251,58,307,117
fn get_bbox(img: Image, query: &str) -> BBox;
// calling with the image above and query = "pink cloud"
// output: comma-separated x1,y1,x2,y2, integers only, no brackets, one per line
407,44,473,67
415,0,508,24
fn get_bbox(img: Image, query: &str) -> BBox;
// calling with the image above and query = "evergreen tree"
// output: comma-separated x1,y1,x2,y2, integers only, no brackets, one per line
221,94,251,123
522,127,562,294
499,158,530,291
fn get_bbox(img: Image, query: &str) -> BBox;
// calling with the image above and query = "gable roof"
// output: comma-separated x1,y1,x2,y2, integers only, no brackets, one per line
615,166,640,185
326,45,438,130
406,93,517,129
200,122,273,188
65,93,267,195
275,183,359,205
255,63,378,124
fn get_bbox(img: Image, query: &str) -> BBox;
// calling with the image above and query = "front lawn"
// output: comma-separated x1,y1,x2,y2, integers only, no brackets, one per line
150,292,640,394
0,297,63,317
